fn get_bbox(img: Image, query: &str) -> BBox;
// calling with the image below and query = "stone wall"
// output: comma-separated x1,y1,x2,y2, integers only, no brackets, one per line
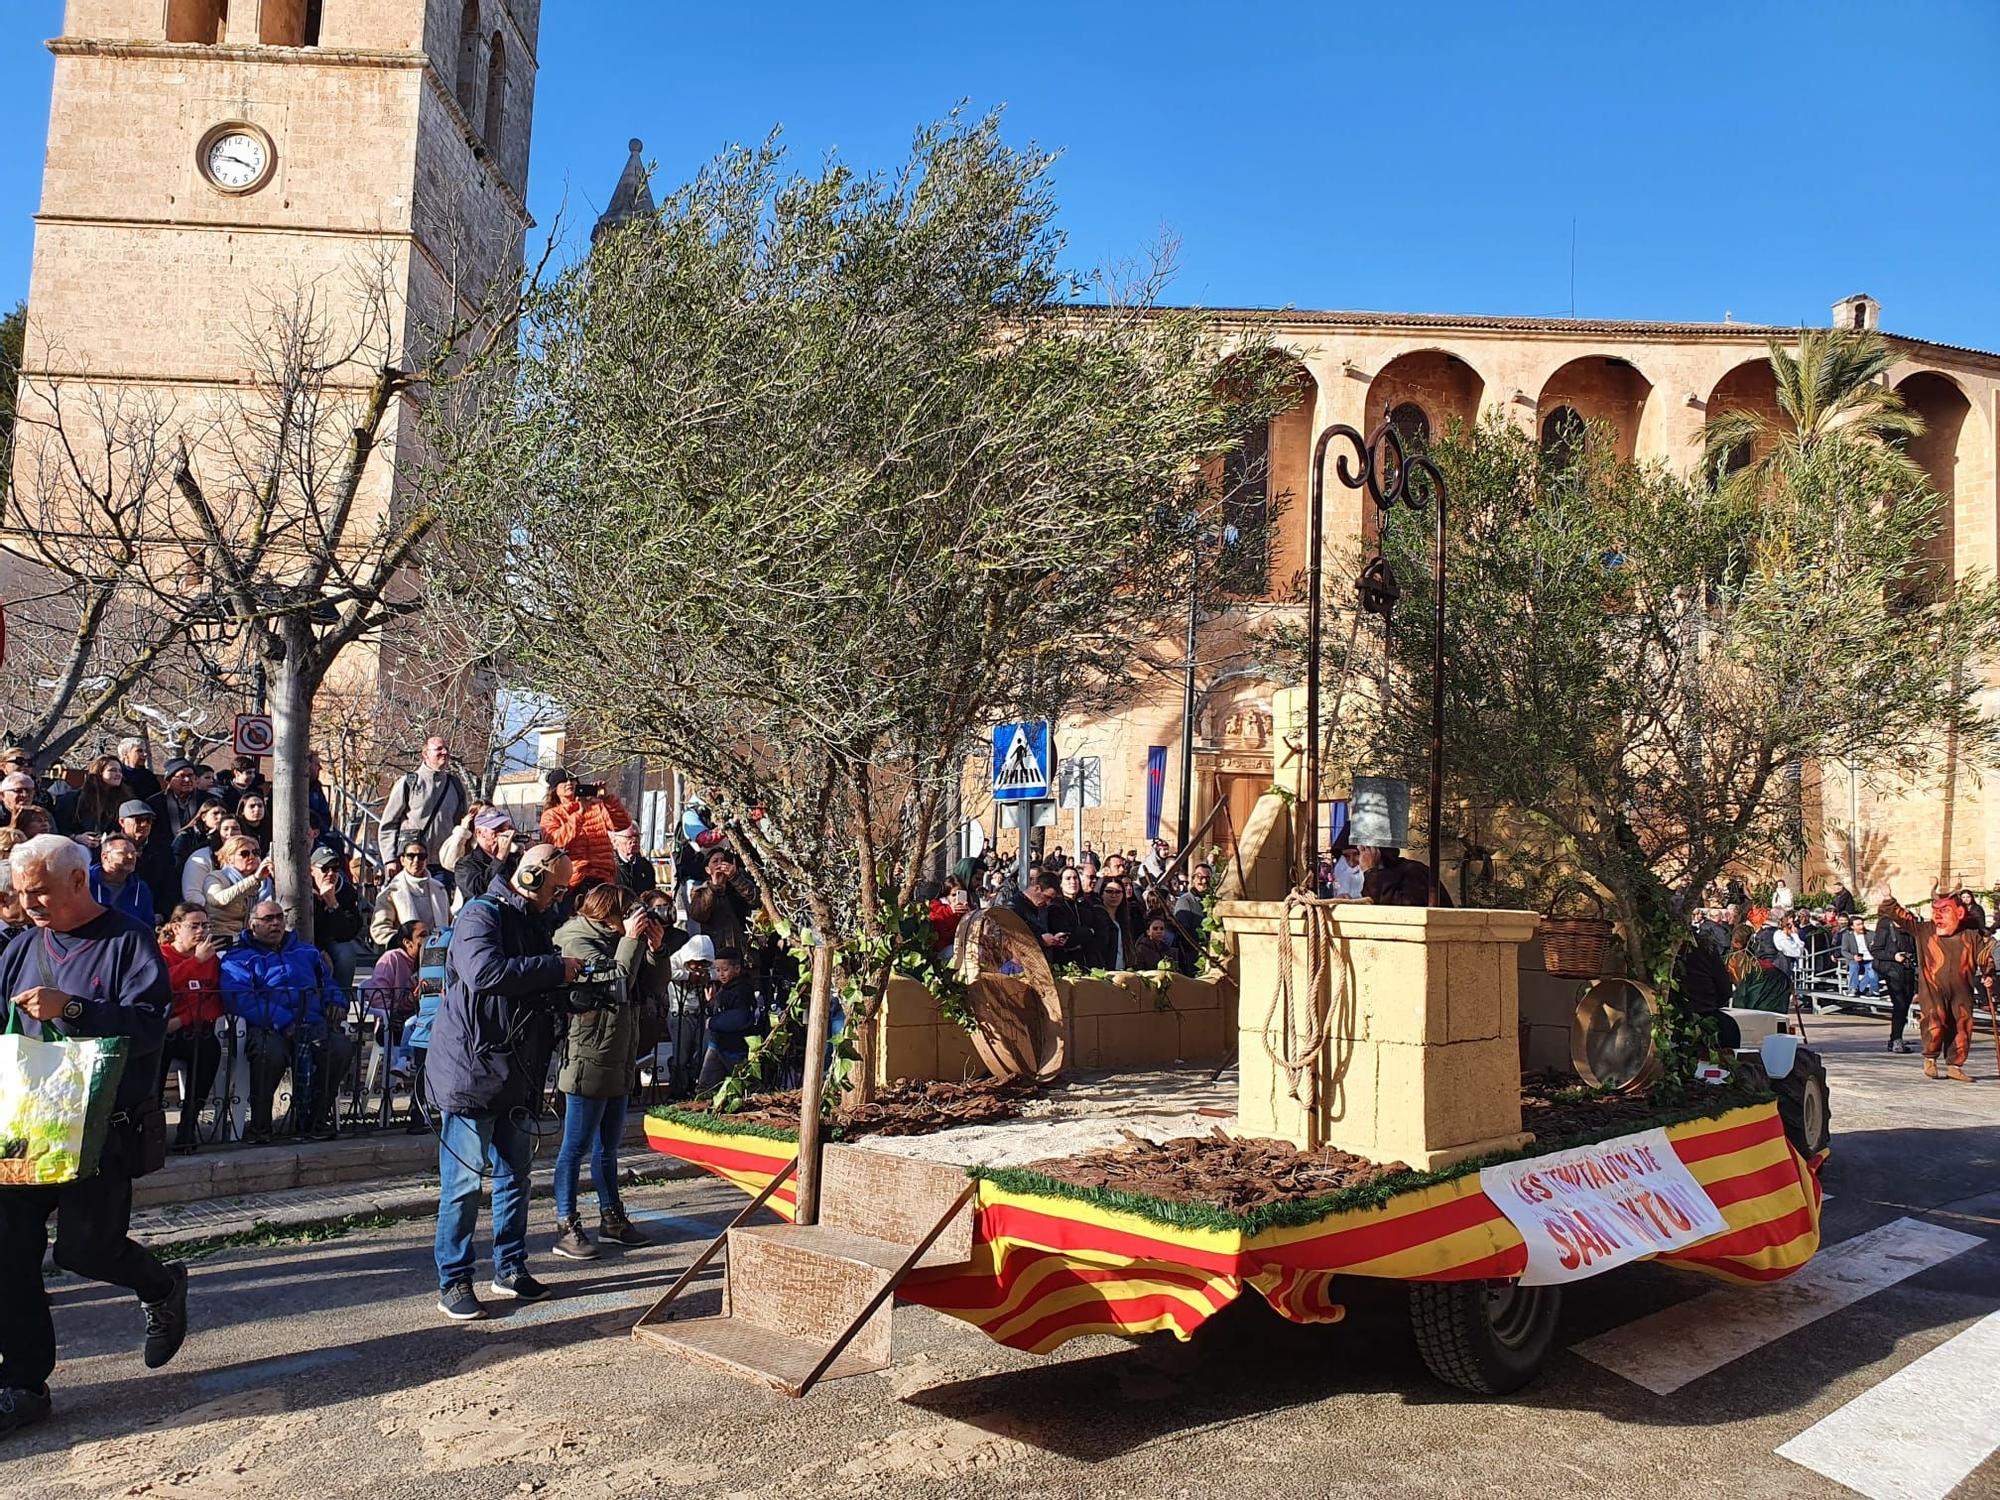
869,972,1238,1090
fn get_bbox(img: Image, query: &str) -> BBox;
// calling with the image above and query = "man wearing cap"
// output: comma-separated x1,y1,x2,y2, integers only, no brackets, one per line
454,808,522,910
379,736,469,872
118,800,178,917
146,760,205,843
115,739,161,803
307,847,364,989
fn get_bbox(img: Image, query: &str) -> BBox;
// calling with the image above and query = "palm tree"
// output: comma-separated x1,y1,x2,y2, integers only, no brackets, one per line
1701,327,1926,494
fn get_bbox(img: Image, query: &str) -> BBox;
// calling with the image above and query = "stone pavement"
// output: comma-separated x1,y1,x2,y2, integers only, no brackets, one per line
130,1121,693,1252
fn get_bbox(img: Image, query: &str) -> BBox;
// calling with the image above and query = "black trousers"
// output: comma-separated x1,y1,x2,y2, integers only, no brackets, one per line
160,1031,222,1146
1880,962,1917,1043
0,1151,174,1393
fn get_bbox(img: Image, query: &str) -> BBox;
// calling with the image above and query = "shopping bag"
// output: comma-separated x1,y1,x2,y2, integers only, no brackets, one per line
0,1011,129,1186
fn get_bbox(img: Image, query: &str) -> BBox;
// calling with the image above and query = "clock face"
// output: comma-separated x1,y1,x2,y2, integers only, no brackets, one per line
202,129,271,192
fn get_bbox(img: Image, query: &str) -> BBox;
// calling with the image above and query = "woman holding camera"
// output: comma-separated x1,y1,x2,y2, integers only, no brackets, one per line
550,884,670,1260
538,767,634,889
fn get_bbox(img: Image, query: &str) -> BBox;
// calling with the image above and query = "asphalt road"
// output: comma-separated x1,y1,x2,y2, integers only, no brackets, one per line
2,1010,1996,1500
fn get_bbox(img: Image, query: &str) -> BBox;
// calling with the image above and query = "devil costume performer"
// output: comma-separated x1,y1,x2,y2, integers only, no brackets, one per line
1890,894,1988,1082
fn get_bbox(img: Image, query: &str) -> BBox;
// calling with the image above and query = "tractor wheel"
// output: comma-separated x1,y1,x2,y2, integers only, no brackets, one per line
1408,1279,1562,1396
1772,1047,1831,1158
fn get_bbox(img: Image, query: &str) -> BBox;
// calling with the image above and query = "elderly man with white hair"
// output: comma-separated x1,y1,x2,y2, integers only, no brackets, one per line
115,738,161,803
0,835,188,1438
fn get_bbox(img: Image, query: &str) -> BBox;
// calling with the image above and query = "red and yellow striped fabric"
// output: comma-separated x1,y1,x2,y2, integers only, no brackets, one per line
642,1113,798,1221
646,1102,1821,1355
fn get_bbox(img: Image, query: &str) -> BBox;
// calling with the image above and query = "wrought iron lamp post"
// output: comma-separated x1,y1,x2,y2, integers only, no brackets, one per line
1303,415,1449,899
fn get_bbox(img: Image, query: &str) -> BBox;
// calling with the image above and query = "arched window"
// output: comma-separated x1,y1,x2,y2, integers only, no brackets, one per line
259,0,321,45
1220,421,1271,594
166,0,228,43
1540,405,1586,468
483,30,507,149
455,1,482,120
1388,401,1431,451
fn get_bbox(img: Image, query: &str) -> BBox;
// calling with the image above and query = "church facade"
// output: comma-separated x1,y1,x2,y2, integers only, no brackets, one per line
1047,297,2000,900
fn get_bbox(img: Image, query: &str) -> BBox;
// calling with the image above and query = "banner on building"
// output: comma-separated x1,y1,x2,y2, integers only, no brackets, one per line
1144,747,1167,841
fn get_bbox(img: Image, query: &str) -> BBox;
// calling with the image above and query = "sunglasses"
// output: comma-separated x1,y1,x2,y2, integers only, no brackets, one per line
402,850,427,861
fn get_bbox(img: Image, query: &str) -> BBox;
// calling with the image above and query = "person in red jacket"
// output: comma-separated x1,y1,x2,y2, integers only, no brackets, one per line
158,903,224,1150
537,768,633,889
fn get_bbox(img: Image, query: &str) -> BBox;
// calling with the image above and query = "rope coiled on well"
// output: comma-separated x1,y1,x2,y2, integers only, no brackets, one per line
1263,888,1347,1122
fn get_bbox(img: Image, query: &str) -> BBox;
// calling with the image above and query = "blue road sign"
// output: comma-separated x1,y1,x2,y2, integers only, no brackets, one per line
991,720,1054,802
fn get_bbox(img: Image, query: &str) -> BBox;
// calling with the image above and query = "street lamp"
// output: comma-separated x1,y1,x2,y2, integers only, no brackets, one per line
1177,520,1239,855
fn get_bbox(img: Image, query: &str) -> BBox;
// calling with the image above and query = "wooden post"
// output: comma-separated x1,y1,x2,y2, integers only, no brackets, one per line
793,942,834,1225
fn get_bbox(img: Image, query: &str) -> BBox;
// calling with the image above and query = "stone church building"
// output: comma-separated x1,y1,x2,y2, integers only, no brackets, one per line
1050,297,2000,901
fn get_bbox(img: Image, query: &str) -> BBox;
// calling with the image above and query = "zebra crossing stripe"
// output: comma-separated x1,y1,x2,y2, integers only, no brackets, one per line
1776,1308,2000,1500
1570,1215,1983,1394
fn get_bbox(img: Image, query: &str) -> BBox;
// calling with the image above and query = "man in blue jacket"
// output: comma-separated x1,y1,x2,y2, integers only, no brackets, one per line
0,835,186,1439
87,833,155,929
427,845,581,1321
221,901,354,1144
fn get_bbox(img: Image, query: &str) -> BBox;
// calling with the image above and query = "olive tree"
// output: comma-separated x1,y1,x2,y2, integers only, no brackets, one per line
426,112,1289,1214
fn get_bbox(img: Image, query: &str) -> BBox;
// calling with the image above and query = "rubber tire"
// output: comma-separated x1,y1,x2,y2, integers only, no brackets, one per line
1772,1047,1831,1158
1408,1279,1562,1396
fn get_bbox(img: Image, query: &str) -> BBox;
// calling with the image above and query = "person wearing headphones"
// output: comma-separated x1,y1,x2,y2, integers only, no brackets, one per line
426,843,583,1322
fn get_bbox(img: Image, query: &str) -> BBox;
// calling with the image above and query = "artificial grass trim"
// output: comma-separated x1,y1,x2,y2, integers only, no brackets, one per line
647,1104,799,1145
969,1086,1777,1237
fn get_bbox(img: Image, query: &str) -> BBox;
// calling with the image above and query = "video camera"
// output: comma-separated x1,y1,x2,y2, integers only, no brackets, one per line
561,957,628,1014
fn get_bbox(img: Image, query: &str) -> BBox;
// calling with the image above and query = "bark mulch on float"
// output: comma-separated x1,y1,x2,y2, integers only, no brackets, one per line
673,1077,1041,1140
1012,1077,1771,1219
1020,1130,1408,1215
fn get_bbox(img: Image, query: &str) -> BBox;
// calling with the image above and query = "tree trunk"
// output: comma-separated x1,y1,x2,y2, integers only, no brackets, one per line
792,927,836,1226
269,623,317,946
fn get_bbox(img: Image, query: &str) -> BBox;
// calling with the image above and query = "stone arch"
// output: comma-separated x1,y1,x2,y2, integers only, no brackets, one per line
166,0,228,43
455,1,483,119
483,30,508,149
1896,370,1978,580
1363,348,1486,448
1705,357,1785,480
1537,355,1652,463
1213,353,1317,600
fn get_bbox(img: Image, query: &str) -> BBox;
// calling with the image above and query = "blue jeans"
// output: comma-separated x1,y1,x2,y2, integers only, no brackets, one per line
552,1093,628,1222
434,1111,532,1291
1848,958,1878,995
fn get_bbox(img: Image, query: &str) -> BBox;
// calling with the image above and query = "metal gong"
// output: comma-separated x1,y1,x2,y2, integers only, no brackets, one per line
1570,977,1662,1092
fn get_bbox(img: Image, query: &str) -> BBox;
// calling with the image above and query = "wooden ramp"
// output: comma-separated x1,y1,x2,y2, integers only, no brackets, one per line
634,1142,976,1397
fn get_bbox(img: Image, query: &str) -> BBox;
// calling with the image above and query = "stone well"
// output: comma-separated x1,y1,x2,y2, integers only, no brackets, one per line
1218,900,1540,1170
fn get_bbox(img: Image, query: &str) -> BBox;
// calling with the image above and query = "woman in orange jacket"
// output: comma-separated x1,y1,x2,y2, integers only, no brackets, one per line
538,768,635,888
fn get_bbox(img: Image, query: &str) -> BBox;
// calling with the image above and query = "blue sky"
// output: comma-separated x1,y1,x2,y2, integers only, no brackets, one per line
4,1,1999,346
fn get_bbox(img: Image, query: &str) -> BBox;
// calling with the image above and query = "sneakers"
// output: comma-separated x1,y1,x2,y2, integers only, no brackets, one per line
598,1211,652,1247
142,1262,189,1370
488,1269,552,1303
1897,1041,1914,1054
0,1385,51,1438
552,1219,599,1261
437,1281,486,1321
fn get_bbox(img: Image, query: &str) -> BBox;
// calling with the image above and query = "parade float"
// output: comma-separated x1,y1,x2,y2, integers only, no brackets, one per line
634,416,1826,1398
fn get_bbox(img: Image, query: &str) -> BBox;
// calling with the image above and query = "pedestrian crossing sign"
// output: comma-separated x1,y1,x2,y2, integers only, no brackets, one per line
991,720,1054,802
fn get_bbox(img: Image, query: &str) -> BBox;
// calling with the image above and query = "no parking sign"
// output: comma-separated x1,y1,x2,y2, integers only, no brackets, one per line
233,713,274,758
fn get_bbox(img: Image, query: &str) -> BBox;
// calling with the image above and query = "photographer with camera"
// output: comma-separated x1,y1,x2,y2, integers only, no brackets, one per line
427,844,583,1321
538,768,634,890
684,844,759,956
548,886,675,1260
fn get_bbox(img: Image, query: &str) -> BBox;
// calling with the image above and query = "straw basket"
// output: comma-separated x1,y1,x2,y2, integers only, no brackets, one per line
1538,885,1618,979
